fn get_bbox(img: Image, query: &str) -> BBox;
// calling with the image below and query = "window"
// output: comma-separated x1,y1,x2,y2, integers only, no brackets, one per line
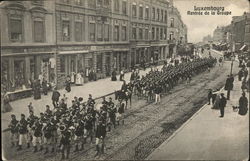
60,56,65,72
139,6,143,19
104,0,110,6
139,28,143,39
75,22,82,41
160,28,163,40
34,20,44,42
145,7,149,19
114,0,119,12
62,0,70,4
152,7,155,20
75,0,82,5
152,27,155,40
89,23,95,41
157,9,160,21
32,0,44,5
104,24,109,41
164,11,167,22
122,0,127,15
161,10,163,21
97,23,103,41
164,29,167,40
145,28,149,39
132,5,137,17
122,26,127,41
10,18,23,42
132,27,136,39
114,25,119,41
97,0,102,6
62,20,70,41
156,28,159,40
170,18,174,27
170,31,174,40
88,0,96,8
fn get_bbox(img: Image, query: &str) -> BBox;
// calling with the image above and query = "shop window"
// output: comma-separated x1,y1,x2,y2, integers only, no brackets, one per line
60,56,65,72
139,6,143,19
96,54,103,73
89,23,95,41
122,26,127,41
9,18,23,42
145,7,149,19
132,27,136,39
75,21,82,42
1,60,9,92
34,19,45,42
139,28,143,39
14,60,25,90
62,20,70,41
122,0,127,15
114,0,119,12
132,4,137,17
97,23,103,41
114,25,119,41
104,24,109,41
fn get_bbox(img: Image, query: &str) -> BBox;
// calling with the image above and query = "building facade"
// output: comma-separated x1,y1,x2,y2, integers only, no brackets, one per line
1,1,56,92
1,0,187,92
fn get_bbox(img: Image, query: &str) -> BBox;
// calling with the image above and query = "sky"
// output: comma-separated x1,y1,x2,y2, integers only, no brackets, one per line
173,0,250,43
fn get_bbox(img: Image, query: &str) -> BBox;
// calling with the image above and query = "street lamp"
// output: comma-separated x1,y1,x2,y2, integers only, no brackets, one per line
230,54,235,75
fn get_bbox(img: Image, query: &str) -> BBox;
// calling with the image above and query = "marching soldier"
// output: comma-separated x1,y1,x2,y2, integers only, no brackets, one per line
60,124,71,160
116,98,125,126
43,119,54,154
107,97,116,131
32,117,43,152
73,118,85,152
95,113,107,157
9,114,19,147
17,114,29,151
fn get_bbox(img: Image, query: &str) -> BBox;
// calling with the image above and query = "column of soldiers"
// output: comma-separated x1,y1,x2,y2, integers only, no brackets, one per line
131,57,217,103
8,57,216,160
8,94,126,159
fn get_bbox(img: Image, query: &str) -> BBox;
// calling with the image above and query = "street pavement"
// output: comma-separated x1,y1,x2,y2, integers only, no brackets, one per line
147,63,249,160
1,64,163,131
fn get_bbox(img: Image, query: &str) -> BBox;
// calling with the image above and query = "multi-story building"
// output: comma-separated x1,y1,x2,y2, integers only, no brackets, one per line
202,35,213,44
1,1,56,92
1,0,186,93
231,12,250,52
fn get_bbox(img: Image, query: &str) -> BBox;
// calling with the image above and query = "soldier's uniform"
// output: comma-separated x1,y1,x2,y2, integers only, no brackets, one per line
43,120,54,154
17,114,29,150
95,114,107,156
32,118,43,152
73,118,85,151
9,114,19,147
107,99,116,131
60,125,71,160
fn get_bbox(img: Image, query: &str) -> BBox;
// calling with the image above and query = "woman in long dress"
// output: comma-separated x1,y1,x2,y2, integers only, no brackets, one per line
75,73,83,86
212,91,221,109
111,70,117,81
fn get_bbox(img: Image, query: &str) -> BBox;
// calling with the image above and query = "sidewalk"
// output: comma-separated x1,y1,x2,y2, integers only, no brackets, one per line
147,76,249,160
1,64,163,131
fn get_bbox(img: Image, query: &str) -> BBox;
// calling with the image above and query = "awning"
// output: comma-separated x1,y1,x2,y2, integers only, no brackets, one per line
239,45,246,51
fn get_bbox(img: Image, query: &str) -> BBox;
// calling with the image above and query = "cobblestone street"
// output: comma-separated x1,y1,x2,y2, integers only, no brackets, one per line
2,50,240,161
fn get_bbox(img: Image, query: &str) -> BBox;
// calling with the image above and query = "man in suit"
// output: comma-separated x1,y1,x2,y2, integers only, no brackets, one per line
51,87,60,108
225,75,233,100
219,93,227,118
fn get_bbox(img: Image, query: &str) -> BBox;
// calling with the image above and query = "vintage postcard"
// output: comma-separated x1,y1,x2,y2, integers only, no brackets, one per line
1,0,249,160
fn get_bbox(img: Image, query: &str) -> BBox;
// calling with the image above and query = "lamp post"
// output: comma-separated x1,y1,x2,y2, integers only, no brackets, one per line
230,54,235,75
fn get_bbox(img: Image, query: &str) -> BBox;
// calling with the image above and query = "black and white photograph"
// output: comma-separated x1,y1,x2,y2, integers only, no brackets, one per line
1,0,249,160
